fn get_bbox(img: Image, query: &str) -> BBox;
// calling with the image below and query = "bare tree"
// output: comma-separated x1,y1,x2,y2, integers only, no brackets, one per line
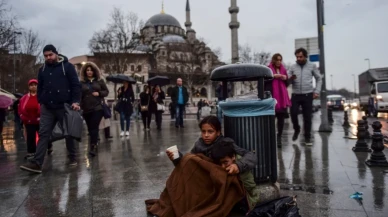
237,44,271,92
0,0,17,51
89,8,145,99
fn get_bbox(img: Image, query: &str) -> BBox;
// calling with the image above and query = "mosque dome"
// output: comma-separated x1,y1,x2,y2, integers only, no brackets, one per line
163,35,186,43
145,13,182,28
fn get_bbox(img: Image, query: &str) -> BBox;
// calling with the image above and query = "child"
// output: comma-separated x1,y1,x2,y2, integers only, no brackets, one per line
166,115,257,175
211,139,260,214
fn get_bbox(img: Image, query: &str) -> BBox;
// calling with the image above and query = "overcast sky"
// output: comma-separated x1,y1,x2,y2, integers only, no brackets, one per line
8,0,388,92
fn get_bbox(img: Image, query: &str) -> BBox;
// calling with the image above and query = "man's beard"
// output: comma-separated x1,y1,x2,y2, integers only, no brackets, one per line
297,60,306,65
45,59,56,64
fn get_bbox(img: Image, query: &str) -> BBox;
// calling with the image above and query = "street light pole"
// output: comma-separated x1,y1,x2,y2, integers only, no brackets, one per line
330,74,333,90
317,0,332,132
13,31,22,93
352,74,356,100
364,58,370,69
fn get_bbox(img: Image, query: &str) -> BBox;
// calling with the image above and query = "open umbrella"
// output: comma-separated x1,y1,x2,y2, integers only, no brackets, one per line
106,74,136,84
147,76,170,86
0,95,13,108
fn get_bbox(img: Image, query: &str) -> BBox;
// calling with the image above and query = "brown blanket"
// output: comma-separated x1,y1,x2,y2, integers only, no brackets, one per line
145,154,245,217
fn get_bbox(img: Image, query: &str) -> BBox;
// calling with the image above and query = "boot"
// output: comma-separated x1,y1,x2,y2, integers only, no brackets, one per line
89,144,98,157
277,135,282,148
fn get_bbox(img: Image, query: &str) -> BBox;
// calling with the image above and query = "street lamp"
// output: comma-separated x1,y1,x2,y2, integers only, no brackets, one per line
13,31,22,93
364,58,370,69
316,0,332,132
330,74,333,90
352,74,356,100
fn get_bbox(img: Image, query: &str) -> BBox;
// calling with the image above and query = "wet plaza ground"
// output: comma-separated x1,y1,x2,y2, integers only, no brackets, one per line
1,111,388,217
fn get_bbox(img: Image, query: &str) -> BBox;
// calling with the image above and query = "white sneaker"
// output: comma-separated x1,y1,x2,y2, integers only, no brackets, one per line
120,131,125,137
125,131,130,136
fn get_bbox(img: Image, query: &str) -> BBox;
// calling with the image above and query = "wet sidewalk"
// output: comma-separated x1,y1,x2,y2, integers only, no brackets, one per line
1,112,388,217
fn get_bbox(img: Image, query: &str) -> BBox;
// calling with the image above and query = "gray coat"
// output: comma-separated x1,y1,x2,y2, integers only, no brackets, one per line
288,62,322,94
174,136,257,173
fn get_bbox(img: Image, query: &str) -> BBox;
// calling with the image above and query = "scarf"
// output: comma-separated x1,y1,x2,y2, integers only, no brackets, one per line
268,63,291,112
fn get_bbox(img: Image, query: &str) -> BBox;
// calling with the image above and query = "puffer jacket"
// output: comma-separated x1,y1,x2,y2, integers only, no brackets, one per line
79,62,109,113
288,62,322,94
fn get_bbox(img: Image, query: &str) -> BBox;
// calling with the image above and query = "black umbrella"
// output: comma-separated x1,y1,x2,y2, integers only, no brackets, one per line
13,93,24,98
106,74,136,84
147,76,170,86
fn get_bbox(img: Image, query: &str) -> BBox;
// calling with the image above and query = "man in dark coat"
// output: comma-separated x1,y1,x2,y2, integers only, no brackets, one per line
170,78,189,128
20,44,81,173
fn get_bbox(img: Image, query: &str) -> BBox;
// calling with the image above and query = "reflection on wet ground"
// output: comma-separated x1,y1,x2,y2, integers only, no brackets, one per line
1,112,388,217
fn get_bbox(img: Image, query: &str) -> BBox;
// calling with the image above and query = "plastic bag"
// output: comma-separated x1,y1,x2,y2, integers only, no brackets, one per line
50,118,67,142
64,104,83,142
201,106,211,118
247,196,301,217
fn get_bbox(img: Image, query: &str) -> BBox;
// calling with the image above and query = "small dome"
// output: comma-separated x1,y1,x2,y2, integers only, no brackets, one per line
163,35,186,43
145,13,181,28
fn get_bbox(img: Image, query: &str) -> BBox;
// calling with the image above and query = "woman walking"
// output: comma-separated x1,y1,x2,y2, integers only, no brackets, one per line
117,82,134,137
139,85,152,131
80,62,109,156
267,53,291,147
150,85,165,130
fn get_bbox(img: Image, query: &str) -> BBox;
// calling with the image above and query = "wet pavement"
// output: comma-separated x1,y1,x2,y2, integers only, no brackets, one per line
1,112,388,217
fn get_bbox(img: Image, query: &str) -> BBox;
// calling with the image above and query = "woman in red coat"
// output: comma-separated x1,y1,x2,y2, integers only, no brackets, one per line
19,79,52,159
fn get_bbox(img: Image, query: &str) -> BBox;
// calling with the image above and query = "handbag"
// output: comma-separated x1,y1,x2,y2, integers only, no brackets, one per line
157,103,165,111
102,101,112,119
141,96,150,112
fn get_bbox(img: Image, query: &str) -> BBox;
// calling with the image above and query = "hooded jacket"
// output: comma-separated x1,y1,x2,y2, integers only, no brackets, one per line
288,61,322,94
79,62,109,113
37,54,81,109
19,93,40,125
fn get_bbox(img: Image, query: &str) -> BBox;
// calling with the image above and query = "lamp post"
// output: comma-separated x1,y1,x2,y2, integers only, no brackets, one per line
330,74,333,90
317,0,332,132
364,58,370,69
13,31,22,93
352,74,356,100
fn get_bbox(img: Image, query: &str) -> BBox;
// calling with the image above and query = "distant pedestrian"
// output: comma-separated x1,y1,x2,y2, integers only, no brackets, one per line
288,48,322,146
267,53,291,147
117,82,134,137
170,78,188,128
79,62,109,156
150,85,165,130
20,44,81,173
140,85,152,130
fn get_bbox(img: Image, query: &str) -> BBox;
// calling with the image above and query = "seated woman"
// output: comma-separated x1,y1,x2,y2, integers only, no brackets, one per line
167,115,257,175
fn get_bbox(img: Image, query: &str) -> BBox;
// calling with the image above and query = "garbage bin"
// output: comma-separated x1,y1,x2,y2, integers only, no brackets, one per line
210,63,277,184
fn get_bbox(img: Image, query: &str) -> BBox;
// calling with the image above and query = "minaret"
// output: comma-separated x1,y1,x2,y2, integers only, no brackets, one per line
185,0,196,43
161,0,165,14
185,0,192,30
229,0,240,63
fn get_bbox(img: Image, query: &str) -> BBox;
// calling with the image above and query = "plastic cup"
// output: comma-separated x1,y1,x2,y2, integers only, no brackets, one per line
167,145,179,160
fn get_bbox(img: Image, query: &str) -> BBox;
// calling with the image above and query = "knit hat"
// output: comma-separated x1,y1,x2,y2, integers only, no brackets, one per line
28,79,38,85
43,44,58,54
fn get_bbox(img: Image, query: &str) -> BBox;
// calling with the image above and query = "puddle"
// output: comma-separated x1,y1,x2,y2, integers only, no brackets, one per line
280,184,334,195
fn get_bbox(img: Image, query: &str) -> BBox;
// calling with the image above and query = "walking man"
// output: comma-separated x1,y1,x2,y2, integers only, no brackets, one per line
170,78,188,128
288,48,322,146
20,44,81,173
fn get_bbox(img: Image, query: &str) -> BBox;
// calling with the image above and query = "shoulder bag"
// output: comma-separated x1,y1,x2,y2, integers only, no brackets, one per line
141,95,150,112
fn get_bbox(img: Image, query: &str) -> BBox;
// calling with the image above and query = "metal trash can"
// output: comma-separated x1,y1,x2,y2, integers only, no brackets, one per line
210,63,277,184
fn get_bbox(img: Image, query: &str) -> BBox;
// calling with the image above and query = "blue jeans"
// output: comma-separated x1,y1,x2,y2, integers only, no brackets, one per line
175,104,185,127
120,112,131,131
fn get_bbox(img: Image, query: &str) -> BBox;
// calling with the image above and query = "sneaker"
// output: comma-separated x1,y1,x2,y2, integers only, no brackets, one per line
120,131,125,137
292,130,300,141
68,159,78,166
20,162,42,173
24,153,35,160
125,131,130,136
305,138,313,146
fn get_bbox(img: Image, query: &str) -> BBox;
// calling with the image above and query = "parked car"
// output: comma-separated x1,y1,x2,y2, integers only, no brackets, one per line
327,95,345,110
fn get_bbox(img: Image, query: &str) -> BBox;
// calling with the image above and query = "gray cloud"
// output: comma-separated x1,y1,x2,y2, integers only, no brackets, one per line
7,0,388,91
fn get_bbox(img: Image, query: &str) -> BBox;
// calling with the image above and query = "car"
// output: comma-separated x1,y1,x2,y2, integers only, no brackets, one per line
327,95,345,110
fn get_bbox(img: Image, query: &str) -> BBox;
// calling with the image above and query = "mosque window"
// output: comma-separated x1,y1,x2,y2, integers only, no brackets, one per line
131,65,135,71
137,65,142,72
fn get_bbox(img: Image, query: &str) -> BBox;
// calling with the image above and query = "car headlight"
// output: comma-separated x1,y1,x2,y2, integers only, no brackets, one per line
376,95,383,100
344,103,349,107
351,102,357,107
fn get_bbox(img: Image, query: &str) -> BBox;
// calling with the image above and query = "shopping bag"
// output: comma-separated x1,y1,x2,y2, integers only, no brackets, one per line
64,103,83,142
201,106,211,118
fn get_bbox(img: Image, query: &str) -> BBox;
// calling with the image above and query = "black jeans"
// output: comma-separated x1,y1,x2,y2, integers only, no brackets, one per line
154,111,163,129
141,111,151,128
175,104,185,127
25,124,39,153
83,110,103,145
275,112,287,137
33,105,77,166
290,93,313,139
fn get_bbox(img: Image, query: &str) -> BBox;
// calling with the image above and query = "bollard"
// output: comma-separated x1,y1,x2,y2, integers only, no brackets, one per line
352,120,372,152
342,110,350,128
365,121,388,167
328,108,334,125
362,116,371,139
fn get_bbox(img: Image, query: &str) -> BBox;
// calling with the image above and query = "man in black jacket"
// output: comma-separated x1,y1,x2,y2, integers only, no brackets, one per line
20,44,81,173
170,78,189,128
